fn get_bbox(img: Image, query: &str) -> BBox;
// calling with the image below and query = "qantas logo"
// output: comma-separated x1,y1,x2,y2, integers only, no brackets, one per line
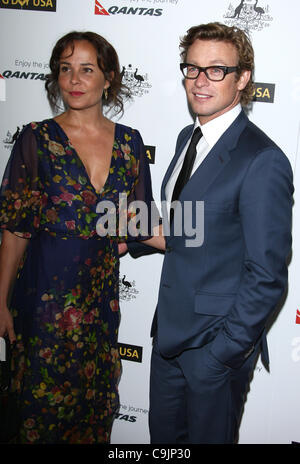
95,0,109,15
94,0,163,16
296,309,300,324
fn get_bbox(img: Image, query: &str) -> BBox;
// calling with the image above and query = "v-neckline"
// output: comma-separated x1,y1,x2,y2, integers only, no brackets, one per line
51,118,117,194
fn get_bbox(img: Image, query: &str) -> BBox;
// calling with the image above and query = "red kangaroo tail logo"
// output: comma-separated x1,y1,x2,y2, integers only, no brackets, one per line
95,0,109,15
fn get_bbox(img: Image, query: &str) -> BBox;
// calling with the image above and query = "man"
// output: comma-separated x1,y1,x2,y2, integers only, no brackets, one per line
127,22,293,443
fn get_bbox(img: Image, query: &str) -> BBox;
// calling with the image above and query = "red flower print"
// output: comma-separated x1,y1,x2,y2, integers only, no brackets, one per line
33,216,40,228
32,191,41,198
65,220,76,230
51,196,61,205
46,208,58,223
26,429,40,443
59,307,83,331
86,389,95,401
84,310,95,324
109,299,119,312
84,360,96,380
24,418,36,429
14,199,22,210
81,190,97,205
60,192,75,206
41,193,48,207
39,347,52,363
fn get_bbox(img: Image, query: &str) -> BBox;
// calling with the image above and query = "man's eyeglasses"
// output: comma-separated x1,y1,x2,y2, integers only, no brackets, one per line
180,63,239,82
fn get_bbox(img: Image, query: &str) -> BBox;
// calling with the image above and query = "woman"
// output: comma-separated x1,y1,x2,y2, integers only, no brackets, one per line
0,31,164,444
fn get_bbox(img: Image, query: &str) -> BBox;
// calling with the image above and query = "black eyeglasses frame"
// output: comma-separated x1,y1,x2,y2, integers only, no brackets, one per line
180,63,240,81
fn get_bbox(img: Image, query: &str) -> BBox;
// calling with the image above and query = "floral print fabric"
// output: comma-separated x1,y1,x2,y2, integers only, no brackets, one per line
0,119,153,443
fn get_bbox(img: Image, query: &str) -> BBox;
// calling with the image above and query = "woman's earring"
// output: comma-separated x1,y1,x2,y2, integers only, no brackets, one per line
104,89,108,100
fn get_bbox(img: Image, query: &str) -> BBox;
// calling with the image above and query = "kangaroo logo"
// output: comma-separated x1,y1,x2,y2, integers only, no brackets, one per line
224,0,273,33
94,0,109,15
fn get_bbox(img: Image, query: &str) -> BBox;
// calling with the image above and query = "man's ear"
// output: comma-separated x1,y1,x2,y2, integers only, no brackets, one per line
237,69,251,91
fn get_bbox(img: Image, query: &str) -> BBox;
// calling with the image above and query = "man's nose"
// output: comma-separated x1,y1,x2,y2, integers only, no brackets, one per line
194,70,210,86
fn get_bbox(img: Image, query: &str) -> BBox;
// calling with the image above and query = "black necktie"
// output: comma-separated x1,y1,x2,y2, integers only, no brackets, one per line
170,126,202,222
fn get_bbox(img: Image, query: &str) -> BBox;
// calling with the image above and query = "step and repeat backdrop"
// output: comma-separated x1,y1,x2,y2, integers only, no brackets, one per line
0,0,299,444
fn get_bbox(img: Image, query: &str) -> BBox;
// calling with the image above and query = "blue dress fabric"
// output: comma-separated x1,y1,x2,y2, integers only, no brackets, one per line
0,119,153,443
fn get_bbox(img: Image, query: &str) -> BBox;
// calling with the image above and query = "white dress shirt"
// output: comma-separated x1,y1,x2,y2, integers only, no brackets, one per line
165,104,242,211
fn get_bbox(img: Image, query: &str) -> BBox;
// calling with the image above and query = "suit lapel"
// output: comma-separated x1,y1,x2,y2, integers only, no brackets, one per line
184,135,232,199
162,111,248,202
161,125,194,201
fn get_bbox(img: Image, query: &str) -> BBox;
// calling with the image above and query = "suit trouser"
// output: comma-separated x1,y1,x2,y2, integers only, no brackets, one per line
149,337,259,444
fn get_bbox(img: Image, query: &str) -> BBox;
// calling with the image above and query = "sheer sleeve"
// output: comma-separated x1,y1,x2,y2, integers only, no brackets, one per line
0,124,43,238
125,130,159,241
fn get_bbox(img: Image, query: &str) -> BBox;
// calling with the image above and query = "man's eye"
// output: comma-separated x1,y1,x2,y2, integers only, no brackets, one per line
187,66,198,73
211,67,223,74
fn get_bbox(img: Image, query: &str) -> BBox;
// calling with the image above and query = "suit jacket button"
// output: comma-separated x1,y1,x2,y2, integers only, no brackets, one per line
166,246,172,253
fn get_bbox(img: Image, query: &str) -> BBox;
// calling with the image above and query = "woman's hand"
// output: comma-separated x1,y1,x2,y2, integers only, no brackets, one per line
0,305,16,344
0,230,28,345
118,242,128,256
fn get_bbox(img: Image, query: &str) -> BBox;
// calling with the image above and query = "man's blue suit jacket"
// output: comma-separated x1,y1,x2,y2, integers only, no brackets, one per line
129,110,294,370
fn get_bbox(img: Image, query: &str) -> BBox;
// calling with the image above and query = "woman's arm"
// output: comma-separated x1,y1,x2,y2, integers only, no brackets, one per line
0,230,29,343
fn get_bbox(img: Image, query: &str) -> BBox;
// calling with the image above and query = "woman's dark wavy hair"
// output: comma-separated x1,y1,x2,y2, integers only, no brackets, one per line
45,31,130,116
180,22,255,107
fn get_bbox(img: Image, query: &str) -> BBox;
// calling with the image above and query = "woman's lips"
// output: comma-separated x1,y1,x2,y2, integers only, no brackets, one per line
69,91,84,96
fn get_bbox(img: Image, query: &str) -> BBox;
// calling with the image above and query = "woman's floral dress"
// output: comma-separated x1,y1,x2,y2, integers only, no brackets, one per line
0,119,153,444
